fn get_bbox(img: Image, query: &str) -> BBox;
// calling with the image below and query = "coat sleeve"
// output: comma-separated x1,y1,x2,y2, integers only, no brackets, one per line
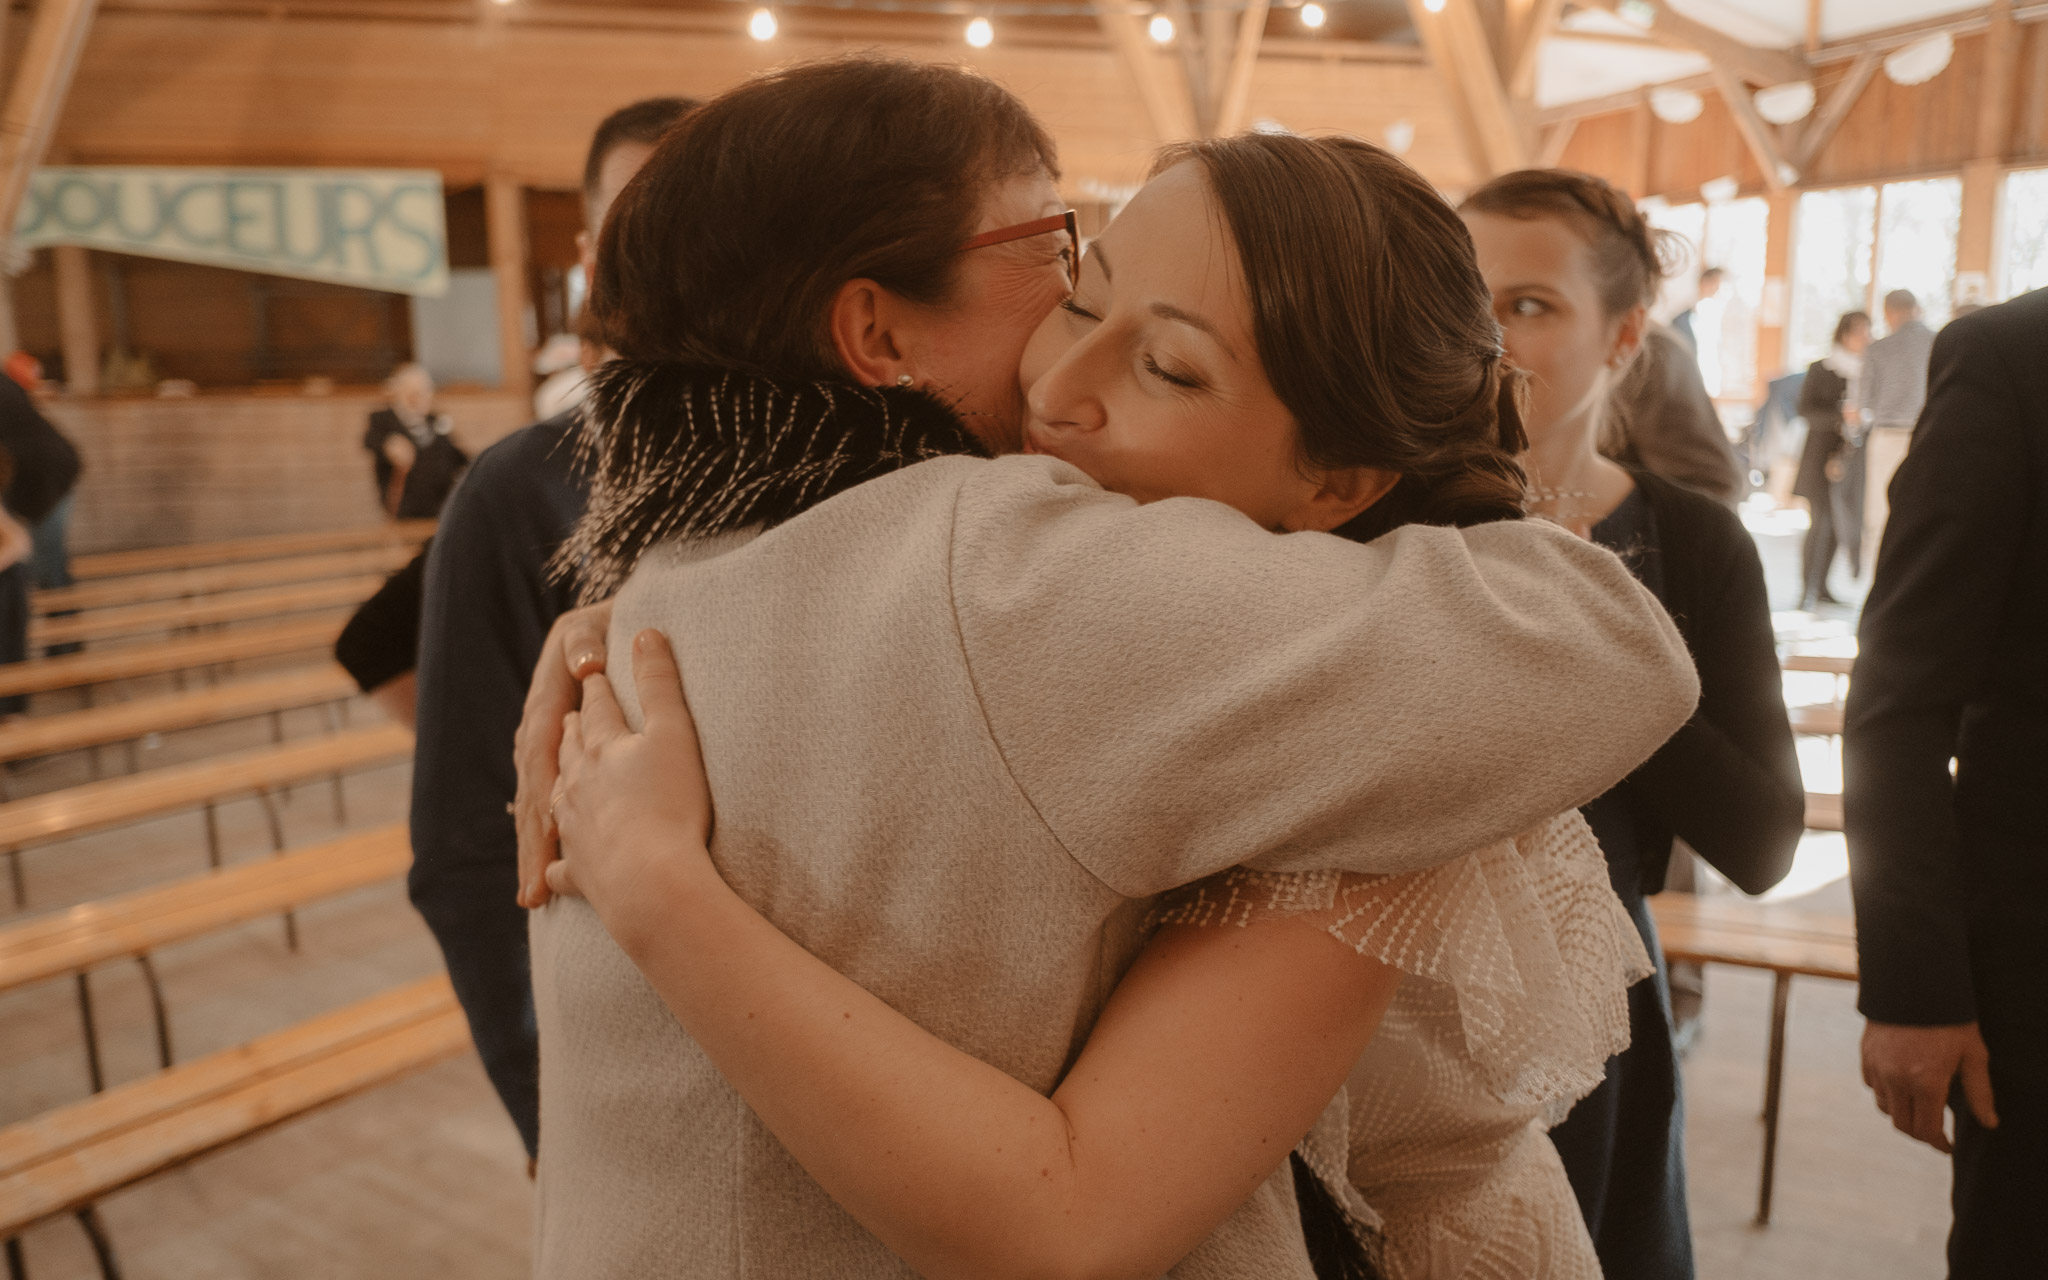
1623,498,1805,895
947,457,1701,897
1844,321,2032,1027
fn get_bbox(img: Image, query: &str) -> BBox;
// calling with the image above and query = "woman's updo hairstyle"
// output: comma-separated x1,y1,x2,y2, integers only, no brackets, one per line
590,55,1058,378
1157,133,1529,543
1460,168,1685,317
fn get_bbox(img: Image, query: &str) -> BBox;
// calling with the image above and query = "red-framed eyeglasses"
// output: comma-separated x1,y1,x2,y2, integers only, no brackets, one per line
960,210,1080,289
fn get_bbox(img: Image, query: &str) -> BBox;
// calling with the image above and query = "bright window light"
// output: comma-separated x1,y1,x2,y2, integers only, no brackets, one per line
748,8,777,40
1148,13,1175,42
1300,3,1326,27
965,16,993,46
1422,0,1445,12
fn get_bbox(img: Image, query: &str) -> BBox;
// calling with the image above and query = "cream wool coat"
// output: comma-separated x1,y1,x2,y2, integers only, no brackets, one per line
530,453,1699,1279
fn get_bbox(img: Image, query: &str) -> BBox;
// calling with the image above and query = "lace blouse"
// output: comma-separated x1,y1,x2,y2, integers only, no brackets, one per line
1154,811,1650,1280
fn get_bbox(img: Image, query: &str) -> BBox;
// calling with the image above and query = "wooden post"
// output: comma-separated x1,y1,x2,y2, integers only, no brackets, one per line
53,243,97,395
1956,7,2018,300
1212,0,1270,138
1757,190,1795,382
485,174,532,397
1098,3,1199,143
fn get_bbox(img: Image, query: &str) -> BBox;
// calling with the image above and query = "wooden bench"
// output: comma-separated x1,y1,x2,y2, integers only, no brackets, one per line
1804,791,1843,831
0,615,346,702
0,826,410,1092
0,667,359,771
28,577,386,649
1,724,413,909
1651,894,1858,1226
33,545,417,617
70,522,433,582
0,975,466,1279
1781,654,1855,676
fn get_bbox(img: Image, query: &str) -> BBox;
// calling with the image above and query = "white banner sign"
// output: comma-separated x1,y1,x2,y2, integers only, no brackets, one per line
15,167,449,296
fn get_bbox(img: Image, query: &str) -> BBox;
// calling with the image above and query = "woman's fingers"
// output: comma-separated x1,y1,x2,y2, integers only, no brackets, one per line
563,601,615,680
544,857,582,898
578,669,630,744
631,631,693,738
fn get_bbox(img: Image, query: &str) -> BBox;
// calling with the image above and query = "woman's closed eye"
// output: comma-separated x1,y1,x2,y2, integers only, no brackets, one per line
1142,355,1202,390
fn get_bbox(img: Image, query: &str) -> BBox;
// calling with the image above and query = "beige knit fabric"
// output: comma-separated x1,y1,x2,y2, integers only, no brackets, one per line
530,454,1698,1278
1155,812,1651,1280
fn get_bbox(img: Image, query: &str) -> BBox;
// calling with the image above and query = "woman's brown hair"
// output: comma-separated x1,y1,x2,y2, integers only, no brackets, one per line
1157,134,1529,542
590,55,1058,378
1459,168,1684,317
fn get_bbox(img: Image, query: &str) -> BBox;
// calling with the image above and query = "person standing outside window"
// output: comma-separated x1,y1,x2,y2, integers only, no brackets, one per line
1847,286,2047,1277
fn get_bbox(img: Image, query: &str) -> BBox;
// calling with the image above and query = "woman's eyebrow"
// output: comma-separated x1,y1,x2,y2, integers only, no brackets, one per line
1150,302,1238,361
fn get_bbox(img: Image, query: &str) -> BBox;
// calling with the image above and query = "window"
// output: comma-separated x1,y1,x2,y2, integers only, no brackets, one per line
1999,167,2048,299
1789,177,1961,368
1875,177,1961,328
1790,187,1876,369
1647,197,1769,398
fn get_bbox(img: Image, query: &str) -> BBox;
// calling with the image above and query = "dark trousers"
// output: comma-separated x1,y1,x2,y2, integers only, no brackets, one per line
0,563,28,716
1949,828,2048,1278
1802,487,1838,604
1552,896,1696,1280
1833,439,1867,577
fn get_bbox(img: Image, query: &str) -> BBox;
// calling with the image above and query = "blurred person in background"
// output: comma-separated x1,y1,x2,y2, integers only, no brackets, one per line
1847,286,2047,1278
363,363,467,520
1843,289,1936,578
1795,310,1872,609
1462,169,1803,1280
1607,320,1743,506
0,355,82,664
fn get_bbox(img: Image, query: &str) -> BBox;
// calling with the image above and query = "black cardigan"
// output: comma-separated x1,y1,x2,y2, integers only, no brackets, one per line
1609,470,1805,896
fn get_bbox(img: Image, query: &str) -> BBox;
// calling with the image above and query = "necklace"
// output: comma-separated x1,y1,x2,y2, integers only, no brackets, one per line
1525,486,1599,503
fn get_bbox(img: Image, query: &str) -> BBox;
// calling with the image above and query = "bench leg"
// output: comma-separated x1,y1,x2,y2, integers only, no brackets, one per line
136,953,174,1068
7,849,22,910
270,713,295,803
203,803,222,869
76,972,105,1093
331,773,348,827
1757,970,1792,1226
73,1206,121,1280
253,789,301,952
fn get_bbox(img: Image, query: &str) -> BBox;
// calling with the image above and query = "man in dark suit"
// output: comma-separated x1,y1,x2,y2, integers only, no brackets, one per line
1846,287,2047,1277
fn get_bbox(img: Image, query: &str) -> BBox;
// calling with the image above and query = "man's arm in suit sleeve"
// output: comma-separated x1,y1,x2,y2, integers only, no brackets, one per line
1845,322,2030,1026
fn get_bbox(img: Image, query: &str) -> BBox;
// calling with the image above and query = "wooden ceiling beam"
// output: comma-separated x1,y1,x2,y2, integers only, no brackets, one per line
1578,0,1809,87
1793,52,1877,171
1212,0,1271,138
1409,0,1528,179
1709,61,1795,191
0,0,102,244
1506,0,1566,101
1097,2,1199,142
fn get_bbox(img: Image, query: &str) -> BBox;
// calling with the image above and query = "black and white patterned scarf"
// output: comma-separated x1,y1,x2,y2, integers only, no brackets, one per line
554,360,990,603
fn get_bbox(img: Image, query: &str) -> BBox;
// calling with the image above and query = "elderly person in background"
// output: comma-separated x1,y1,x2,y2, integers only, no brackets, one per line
363,363,467,520
1847,286,2048,1278
1796,310,1872,609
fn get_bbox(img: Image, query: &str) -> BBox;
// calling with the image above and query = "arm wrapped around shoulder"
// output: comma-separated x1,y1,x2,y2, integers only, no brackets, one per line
950,456,1698,896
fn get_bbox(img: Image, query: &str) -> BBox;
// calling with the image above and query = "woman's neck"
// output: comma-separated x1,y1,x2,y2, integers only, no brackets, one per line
1523,408,1635,540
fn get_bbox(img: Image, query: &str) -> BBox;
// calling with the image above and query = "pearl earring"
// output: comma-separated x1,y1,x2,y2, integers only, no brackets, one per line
895,373,915,387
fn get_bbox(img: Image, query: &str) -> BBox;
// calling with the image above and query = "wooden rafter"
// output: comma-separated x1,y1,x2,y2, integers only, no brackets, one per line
1162,0,1213,136
1408,0,1528,178
1793,52,1877,170
1538,116,1577,167
1507,0,1567,101
1579,0,1808,87
1710,62,1795,191
0,0,102,241
1097,2,1199,142
1212,0,1271,138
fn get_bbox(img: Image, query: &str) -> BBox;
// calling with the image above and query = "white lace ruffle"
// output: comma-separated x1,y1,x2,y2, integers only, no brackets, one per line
1151,811,1650,1110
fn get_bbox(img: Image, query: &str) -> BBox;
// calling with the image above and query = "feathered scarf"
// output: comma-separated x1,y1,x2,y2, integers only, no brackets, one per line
554,361,991,602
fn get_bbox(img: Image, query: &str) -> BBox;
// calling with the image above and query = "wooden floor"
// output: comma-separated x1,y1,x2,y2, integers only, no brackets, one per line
0,506,1955,1277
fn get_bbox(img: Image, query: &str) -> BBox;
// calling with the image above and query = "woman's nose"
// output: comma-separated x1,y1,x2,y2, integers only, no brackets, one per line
1026,340,1110,436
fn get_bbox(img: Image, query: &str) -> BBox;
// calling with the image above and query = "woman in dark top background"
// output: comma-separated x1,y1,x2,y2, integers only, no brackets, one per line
1795,310,1872,609
1461,169,1806,1279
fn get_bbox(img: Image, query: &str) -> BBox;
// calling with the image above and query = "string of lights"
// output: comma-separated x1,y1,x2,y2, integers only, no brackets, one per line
724,0,1350,45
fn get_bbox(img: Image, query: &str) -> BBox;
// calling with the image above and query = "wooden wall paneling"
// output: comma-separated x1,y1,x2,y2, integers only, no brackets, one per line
1649,90,1762,202
1806,34,1982,187
485,174,532,396
1794,53,1879,172
53,244,97,395
1958,3,2021,286
2017,22,2048,161
1553,106,1639,193
1239,53,1470,188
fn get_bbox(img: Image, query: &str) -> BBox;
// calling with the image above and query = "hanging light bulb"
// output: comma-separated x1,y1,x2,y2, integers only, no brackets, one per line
747,8,777,40
965,15,994,46
1421,0,1445,12
1300,2,1326,27
1148,13,1175,43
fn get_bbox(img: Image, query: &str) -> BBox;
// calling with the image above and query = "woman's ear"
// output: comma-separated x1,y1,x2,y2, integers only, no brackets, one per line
828,279,916,388
1609,303,1649,369
1284,466,1401,533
